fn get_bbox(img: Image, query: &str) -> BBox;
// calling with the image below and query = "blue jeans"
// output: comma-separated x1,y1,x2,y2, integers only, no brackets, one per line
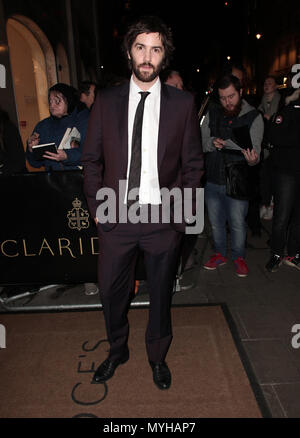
205,182,249,260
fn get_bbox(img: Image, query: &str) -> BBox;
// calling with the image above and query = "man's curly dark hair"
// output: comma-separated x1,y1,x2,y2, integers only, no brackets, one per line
122,15,175,71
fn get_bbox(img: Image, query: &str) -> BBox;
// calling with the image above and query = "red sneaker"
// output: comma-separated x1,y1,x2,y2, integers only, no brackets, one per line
234,257,249,277
283,254,300,270
204,253,227,270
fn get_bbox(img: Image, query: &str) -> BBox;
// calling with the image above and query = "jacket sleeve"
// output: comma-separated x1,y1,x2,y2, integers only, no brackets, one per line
181,96,204,184
180,96,204,222
201,112,217,152
25,121,45,169
64,108,90,166
249,113,264,157
81,94,104,218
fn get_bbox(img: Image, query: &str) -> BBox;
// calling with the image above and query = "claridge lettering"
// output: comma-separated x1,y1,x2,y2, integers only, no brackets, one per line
58,238,76,258
38,238,55,256
1,240,19,257
23,239,36,257
0,237,99,258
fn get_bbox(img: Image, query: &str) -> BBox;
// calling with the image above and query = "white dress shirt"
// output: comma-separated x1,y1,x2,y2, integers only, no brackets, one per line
125,76,161,205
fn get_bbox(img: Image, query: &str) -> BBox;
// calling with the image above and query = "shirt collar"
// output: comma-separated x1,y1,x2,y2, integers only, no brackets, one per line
130,75,161,98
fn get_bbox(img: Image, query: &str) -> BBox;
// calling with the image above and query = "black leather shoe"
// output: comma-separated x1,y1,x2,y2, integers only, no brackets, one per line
92,352,129,384
149,361,171,390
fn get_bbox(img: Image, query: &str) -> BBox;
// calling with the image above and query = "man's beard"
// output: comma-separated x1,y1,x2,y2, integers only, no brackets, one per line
131,59,164,83
223,99,242,118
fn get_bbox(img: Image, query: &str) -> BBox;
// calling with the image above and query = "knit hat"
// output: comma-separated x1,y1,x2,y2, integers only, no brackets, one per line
48,83,79,114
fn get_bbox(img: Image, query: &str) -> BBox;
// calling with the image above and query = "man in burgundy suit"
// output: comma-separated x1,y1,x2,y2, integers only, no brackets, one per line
82,16,203,390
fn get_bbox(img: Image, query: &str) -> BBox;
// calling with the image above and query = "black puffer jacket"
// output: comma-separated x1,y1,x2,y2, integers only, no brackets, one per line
267,89,300,174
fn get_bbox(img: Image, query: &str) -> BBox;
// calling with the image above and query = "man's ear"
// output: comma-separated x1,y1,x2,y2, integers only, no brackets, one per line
240,88,243,97
127,51,131,60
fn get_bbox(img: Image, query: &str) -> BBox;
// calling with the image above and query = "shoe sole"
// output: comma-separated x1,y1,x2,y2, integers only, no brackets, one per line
283,260,300,270
203,262,227,270
153,380,171,390
235,273,248,277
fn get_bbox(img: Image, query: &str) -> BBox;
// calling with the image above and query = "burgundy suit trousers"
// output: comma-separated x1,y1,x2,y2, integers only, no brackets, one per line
97,220,182,364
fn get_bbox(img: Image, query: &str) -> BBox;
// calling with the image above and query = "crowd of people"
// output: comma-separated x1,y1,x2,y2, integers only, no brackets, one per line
201,65,300,274
1,14,299,391
161,62,300,277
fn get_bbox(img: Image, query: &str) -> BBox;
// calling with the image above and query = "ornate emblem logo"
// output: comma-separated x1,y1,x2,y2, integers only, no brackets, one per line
67,198,90,231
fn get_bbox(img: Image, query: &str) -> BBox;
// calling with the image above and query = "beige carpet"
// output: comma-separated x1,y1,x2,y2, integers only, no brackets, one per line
0,306,262,418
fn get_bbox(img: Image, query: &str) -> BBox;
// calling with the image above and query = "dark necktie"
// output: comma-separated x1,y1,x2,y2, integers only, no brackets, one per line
127,91,150,206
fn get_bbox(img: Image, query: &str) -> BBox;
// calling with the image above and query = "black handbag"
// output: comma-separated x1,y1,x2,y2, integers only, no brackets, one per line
223,158,252,201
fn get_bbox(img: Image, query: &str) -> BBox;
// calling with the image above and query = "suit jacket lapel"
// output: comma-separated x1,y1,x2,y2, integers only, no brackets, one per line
158,83,170,170
118,81,130,174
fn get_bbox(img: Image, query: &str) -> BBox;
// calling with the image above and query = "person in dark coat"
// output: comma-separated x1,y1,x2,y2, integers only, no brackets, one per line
0,109,26,175
265,87,300,272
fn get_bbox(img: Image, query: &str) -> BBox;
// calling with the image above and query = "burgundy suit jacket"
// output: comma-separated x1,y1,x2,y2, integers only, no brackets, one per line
82,80,204,232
